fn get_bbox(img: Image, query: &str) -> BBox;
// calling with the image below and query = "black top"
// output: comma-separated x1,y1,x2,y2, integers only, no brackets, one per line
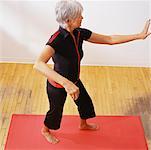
46,26,92,83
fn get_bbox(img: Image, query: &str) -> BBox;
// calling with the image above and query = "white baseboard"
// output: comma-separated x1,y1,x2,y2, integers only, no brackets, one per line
0,57,151,68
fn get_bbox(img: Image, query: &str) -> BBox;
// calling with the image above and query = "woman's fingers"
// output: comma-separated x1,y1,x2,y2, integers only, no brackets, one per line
140,19,151,39
74,91,80,100
63,80,80,100
70,94,75,100
70,93,79,100
143,19,150,33
69,88,79,100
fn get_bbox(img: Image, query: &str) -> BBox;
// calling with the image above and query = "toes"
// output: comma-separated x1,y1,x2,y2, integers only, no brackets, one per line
52,139,59,144
41,131,59,144
51,137,60,144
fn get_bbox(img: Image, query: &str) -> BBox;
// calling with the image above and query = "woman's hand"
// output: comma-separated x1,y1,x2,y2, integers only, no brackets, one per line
139,19,151,39
63,80,80,100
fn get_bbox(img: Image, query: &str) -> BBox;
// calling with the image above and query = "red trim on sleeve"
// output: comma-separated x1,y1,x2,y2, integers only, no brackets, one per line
49,31,60,43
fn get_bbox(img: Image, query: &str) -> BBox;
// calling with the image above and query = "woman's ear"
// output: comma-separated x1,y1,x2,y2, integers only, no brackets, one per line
66,19,72,26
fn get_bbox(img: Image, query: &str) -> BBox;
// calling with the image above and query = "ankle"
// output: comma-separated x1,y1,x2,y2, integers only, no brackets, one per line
80,119,87,126
42,125,49,132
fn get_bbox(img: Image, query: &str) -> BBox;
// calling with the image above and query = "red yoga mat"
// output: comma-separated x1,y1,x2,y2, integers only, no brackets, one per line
5,114,148,150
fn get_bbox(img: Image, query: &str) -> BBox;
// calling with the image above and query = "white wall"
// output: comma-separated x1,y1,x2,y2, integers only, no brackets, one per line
0,0,150,67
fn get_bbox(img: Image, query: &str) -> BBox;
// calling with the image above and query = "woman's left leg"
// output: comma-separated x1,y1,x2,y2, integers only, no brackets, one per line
74,80,98,130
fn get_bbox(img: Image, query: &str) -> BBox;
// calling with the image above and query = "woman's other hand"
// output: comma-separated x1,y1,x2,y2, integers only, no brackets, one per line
63,80,80,100
139,19,151,39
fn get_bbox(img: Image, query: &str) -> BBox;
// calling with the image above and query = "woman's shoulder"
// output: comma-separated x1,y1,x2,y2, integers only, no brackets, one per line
47,30,64,45
75,28,92,40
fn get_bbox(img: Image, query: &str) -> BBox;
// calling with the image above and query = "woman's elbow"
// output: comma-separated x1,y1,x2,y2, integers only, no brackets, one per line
33,60,41,70
33,62,38,70
99,36,113,45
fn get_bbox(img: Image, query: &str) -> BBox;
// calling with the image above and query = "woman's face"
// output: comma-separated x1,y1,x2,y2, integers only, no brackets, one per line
70,14,83,29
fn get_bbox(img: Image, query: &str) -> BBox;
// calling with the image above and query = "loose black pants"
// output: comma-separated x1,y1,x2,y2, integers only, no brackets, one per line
44,79,96,130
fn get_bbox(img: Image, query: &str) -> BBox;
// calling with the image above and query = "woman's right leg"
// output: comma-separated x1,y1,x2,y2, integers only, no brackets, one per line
42,80,67,144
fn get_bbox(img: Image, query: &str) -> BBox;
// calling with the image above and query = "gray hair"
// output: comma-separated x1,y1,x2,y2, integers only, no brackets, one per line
55,0,83,28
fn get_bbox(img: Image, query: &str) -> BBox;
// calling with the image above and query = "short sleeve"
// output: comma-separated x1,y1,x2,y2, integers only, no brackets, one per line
79,28,92,40
46,31,61,52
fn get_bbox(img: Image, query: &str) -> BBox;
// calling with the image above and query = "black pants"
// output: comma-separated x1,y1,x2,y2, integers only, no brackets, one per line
44,79,96,130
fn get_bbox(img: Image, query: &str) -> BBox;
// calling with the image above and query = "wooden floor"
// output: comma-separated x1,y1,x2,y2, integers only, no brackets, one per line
0,63,151,149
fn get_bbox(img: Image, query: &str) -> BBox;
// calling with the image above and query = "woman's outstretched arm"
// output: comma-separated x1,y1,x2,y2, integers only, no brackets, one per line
88,19,151,45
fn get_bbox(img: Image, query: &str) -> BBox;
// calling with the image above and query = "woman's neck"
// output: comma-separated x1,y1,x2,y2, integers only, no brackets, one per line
64,26,76,40
65,26,74,34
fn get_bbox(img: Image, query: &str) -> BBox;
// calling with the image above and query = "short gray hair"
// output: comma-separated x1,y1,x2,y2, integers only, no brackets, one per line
55,0,83,28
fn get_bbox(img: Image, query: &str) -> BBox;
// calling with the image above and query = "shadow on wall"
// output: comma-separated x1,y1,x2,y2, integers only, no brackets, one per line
125,94,151,140
0,1,57,63
0,28,35,62
1,1,55,38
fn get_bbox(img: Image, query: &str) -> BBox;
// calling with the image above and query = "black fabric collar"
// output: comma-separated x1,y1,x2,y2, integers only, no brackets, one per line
59,26,78,39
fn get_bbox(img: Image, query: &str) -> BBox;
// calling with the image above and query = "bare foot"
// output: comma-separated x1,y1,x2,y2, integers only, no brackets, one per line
79,123,99,130
41,130,59,144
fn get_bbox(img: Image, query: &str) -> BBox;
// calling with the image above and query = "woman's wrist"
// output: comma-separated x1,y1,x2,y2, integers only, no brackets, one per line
136,32,148,40
59,77,70,87
135,33,142,40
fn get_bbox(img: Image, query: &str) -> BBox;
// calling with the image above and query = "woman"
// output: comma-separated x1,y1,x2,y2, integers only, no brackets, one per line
33,0,150,144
